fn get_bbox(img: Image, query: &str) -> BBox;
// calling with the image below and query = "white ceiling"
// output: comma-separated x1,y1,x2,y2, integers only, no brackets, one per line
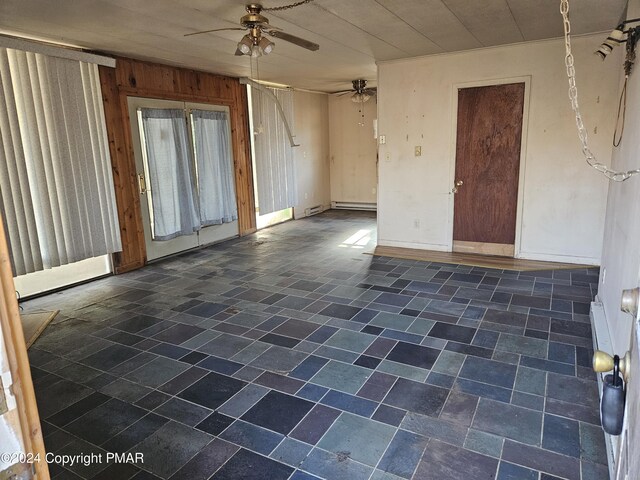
0,0,627,92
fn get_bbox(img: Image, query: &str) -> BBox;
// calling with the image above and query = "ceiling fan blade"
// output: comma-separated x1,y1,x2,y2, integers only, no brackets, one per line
266,30,319,51
363,88,377,95
184,27,244,37
235,48,244,56
330,89,354,95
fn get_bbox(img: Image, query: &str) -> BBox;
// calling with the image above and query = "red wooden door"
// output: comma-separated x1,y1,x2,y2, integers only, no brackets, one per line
453,83,525,256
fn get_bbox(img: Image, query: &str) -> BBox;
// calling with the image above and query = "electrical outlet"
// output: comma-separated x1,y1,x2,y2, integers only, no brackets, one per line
379,135,386,145
415,146,421,156
414,219,420,228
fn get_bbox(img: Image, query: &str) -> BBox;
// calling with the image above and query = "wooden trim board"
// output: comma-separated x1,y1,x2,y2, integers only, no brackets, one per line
22,310,59,349
373,245,591,271
453,241,515,257
0,216,49,478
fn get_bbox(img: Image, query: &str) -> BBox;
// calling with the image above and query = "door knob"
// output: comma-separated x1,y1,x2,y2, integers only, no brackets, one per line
451,180,463,194
593,350,630,383
621,287,640,317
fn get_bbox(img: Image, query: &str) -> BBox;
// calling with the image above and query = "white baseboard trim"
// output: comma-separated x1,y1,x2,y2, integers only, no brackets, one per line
516,251,600,266
331,201,377,211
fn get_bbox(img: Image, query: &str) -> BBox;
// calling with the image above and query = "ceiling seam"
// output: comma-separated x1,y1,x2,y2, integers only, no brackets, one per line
309,3,414,56
440,0,485,47
504,0,526,41
372,0,446,52
268,9,378,60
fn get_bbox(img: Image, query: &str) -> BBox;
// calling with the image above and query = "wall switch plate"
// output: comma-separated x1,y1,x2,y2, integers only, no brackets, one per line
379,135,386,145
415,146,421,156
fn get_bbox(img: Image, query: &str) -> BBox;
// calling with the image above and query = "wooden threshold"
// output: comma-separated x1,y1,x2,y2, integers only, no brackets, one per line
372,245,593,271
453,240,514,257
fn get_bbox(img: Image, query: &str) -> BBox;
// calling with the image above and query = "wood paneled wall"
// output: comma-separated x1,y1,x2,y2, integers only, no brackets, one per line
99,57,256,274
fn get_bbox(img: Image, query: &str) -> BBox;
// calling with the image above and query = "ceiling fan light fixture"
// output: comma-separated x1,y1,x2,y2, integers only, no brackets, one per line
259,37,274,55
238,35,253,55
351,92,371,103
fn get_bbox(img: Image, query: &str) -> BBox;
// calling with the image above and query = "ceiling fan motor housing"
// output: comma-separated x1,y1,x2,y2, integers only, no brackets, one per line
353,79,368,93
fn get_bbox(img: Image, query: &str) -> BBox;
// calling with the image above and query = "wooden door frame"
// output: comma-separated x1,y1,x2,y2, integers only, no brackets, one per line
447,76,531,257
0,216,49,478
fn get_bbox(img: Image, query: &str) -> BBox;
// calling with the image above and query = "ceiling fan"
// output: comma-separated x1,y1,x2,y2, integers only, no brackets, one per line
184,3,320,57
333,79,377,103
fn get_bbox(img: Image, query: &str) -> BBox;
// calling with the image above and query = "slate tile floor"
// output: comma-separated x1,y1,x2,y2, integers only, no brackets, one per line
24,210,608,480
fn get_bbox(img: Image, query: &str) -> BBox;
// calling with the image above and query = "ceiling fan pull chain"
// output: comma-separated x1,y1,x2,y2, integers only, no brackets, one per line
560,0,640,181
263,0,315,12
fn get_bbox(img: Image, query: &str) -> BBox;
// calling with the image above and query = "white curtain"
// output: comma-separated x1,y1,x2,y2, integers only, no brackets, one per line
251,86,296,215
140,109,200,241
191,110,238,226
0,47,121,276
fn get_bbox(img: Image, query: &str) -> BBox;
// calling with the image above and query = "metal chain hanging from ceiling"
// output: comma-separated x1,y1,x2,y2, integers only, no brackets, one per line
560,0,640,181
263,0,315,12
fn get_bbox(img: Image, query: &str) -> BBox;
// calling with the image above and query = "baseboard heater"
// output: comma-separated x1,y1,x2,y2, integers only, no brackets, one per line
331,201,377,211
304,205,324,216
590,301,617,480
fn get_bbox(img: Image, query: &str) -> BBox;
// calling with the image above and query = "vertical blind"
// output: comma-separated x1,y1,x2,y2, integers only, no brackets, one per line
0,47,121,276
251,87,296,215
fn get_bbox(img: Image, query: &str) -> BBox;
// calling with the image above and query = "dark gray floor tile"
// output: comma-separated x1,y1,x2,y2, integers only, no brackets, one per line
502,440,580,480
249,345,309,373
125,356,189,388
219,420,284,455
428,322,476,344
386,341,440,369
154,397,211,426
290,404,341,445
169,438,238,480
102,413,169,453
459,356,517,389
82,344,140,370
319,303,362,320
211,448,293,480
179,372,246,409
300,448,373,480
383,378,449,416
273,319,320,339
196,412,235,436
320,389,378,417
242,390,314,435
152,324,205,345
65,398,147,445
377,430,428,478
47,391,111,427
497,462,537,480
472,398,542,446
134,421,212,478
317,412,396,466
415,439,499,480
542,413,580,458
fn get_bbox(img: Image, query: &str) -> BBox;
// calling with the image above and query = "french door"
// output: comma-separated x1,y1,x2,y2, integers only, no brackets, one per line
128,97,239,261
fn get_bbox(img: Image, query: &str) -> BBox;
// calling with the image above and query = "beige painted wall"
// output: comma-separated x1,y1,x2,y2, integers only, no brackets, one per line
292,90,331,218
329,94,378,205
599,0,640,355
377,34,621,264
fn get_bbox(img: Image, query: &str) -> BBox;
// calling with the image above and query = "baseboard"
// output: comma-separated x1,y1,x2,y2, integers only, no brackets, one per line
516,251,600,266
331,201,377,211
